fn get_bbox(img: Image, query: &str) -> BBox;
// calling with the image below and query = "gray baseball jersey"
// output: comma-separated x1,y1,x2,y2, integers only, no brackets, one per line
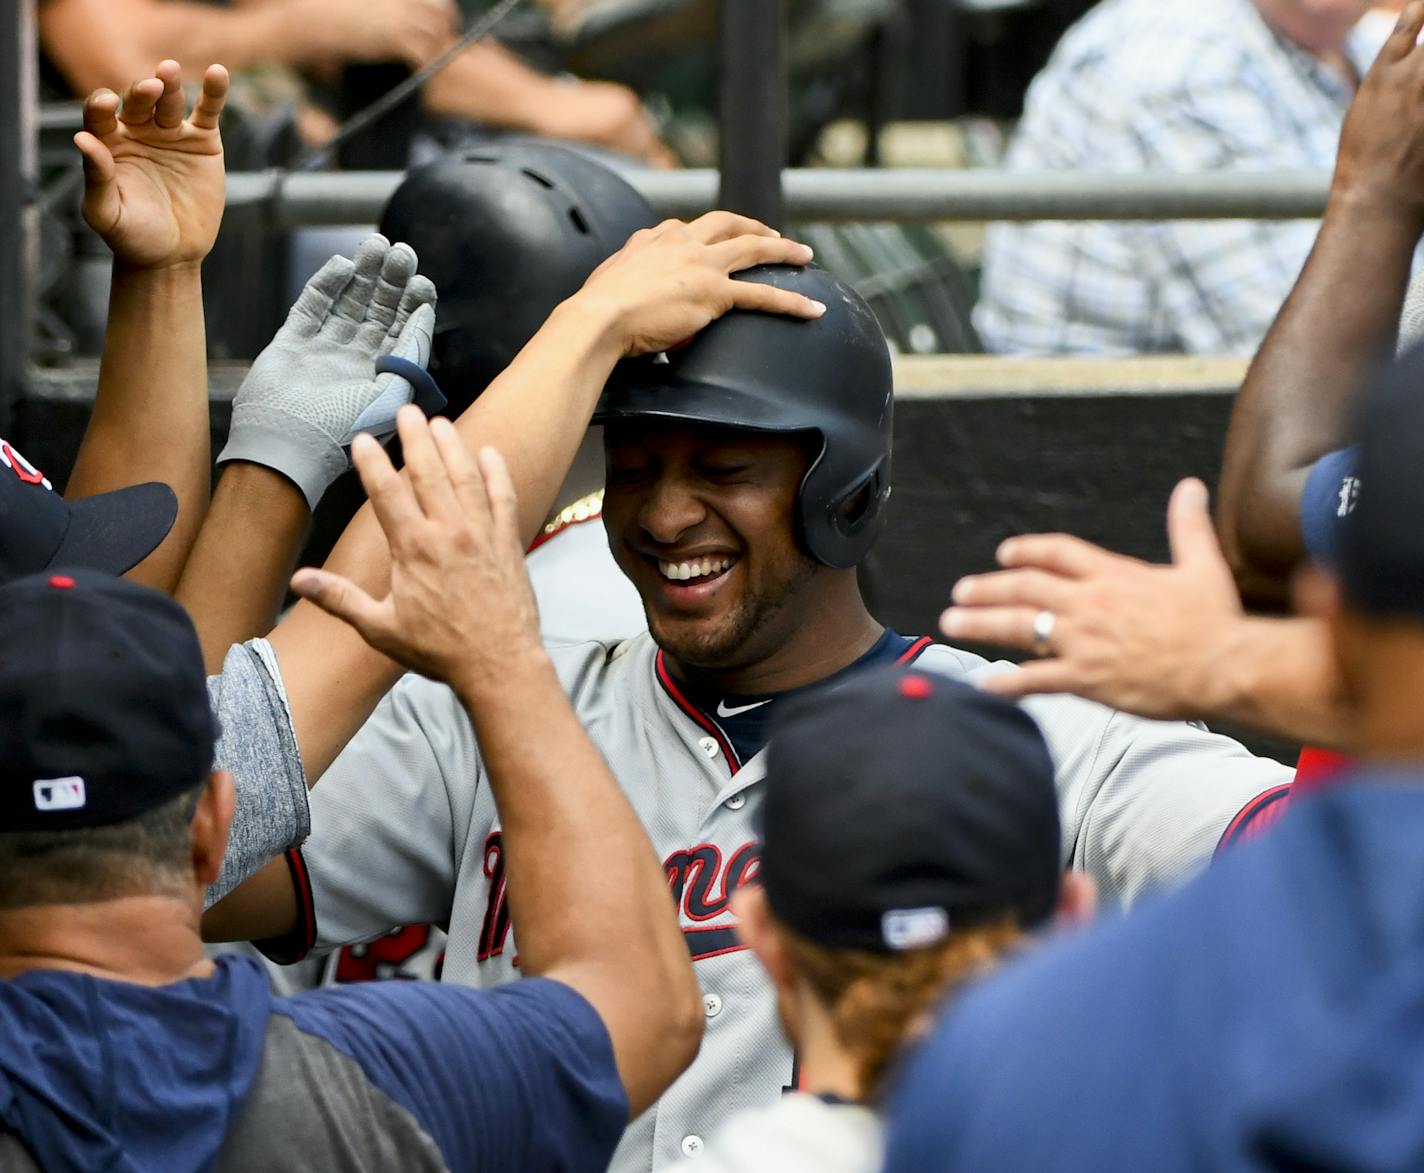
276,633,1291,1171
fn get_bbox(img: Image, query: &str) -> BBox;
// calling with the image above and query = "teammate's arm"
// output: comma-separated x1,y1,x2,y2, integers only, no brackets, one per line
268,214,823,786
943,478,1347,747
1217,4,1424,608
175,240,436,671
63,62,228,594
248,415,704,1114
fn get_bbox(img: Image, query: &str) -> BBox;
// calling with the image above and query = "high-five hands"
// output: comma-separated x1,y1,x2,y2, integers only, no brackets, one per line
941,479,1248,720
581,212,826,357
290,407,542,695
73,61,229,270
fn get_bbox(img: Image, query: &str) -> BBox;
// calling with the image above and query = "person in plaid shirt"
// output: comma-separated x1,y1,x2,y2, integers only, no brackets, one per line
975,0,1382,356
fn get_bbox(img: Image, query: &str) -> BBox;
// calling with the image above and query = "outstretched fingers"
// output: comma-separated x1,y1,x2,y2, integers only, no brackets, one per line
976,661,1077,700
725,279,827,320
708,234,814,276
1165,478,1222,569
350,431,425,549
1385,0,1424,62
687,211,782,244
359,242,418,346
995,532,1126,578
287,254,358,335
950,567,1076,612
189,64,230,132
477,446,523,559
389,273,437,343
153,60,186,130
289,567,391,640
429,418,490,532
117,75,163,127
328,234,390,337
940,605,1044,652
81,87,120,141
396,404,461,522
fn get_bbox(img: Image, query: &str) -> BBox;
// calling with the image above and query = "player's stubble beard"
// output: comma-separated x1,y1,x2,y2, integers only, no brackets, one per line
645,550,819,674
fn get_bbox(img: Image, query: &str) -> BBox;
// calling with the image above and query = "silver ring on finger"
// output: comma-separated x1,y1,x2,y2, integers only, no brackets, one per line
1032,609,1057,658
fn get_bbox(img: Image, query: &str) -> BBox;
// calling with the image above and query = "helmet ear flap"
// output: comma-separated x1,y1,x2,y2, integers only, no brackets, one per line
801,456,891,569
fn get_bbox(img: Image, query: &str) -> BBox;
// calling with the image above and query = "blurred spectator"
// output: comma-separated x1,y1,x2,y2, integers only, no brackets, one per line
881,335,1424,1173
36,0,674,165
975,0,1378,356
654,667,1093,1173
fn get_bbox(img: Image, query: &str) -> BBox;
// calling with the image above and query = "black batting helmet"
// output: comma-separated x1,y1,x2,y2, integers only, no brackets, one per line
593,264,893,569
379,141,657,414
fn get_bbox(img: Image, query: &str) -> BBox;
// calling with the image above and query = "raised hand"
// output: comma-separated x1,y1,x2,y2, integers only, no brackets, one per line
940,479,1246,719
290,407,542,693
73,61,229,270
217,234,439,510
578,212,826,357
1333,1,1424,225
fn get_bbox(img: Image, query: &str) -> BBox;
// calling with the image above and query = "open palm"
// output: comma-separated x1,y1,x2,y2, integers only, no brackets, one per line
74,61,229,269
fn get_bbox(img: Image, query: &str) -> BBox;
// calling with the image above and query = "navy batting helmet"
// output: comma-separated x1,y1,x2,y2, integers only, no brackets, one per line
379,141,657,414
593,264,893,569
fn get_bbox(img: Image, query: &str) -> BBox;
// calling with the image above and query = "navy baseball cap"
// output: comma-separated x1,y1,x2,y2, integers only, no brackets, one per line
0,569,219,832
1340,342,1424,616
758,666,1061,953
0,436,177,582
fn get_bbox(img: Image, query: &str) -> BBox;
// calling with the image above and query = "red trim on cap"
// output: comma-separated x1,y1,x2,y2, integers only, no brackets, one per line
897,636,935,664
48,575,76,590
654,650,741,773
1217,784,1293,853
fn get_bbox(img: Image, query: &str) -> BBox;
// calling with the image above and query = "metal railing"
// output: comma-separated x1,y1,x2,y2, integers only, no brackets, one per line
224,168,1335,227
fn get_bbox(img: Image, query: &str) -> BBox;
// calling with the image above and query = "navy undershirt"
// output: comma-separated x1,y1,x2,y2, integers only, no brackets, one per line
676,629,921,764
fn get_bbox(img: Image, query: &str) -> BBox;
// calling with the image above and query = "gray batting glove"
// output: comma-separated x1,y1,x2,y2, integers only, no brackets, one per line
217,234,439,510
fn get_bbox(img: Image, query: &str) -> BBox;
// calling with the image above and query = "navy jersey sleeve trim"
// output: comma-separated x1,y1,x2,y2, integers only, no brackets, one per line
255,847,317,965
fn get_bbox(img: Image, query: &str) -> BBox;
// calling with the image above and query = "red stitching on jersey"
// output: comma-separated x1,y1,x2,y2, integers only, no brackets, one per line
525,510,604,554
655,650,742,773
1217,783,1293,853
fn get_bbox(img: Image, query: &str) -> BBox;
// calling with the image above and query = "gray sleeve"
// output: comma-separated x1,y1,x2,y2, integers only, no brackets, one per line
298,675,474,953
205,638,310,908
1019,691,1293,908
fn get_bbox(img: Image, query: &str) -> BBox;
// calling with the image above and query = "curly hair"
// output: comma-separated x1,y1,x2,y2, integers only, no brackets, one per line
777,914,1026,1097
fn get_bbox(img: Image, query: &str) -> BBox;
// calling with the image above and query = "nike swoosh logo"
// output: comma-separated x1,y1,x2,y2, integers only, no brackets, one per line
716,699,771,718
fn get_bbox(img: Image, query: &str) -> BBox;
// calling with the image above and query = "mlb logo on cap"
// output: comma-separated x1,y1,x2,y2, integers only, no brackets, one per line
33,777,86,812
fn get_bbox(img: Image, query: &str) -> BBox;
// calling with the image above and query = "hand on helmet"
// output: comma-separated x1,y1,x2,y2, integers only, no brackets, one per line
578,212,825,358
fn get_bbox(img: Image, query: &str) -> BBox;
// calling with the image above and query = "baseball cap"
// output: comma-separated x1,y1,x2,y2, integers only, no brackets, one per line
1339,342,1424,617
0,569,220,832
757,666,1061,953
0,436,177,582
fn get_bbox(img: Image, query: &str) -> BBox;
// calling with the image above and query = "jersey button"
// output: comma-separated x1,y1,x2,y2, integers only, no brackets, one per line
698,736,719,758
703,993,723,1018
681,1135,705,1158
725,791,746,811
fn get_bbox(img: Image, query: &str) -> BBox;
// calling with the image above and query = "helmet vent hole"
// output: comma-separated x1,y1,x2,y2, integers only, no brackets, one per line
840,480,874,527
568,207,590,235
521,168,555,189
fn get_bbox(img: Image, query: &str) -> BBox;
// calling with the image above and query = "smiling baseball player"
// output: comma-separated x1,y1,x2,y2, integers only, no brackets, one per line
211,264,1291,1170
